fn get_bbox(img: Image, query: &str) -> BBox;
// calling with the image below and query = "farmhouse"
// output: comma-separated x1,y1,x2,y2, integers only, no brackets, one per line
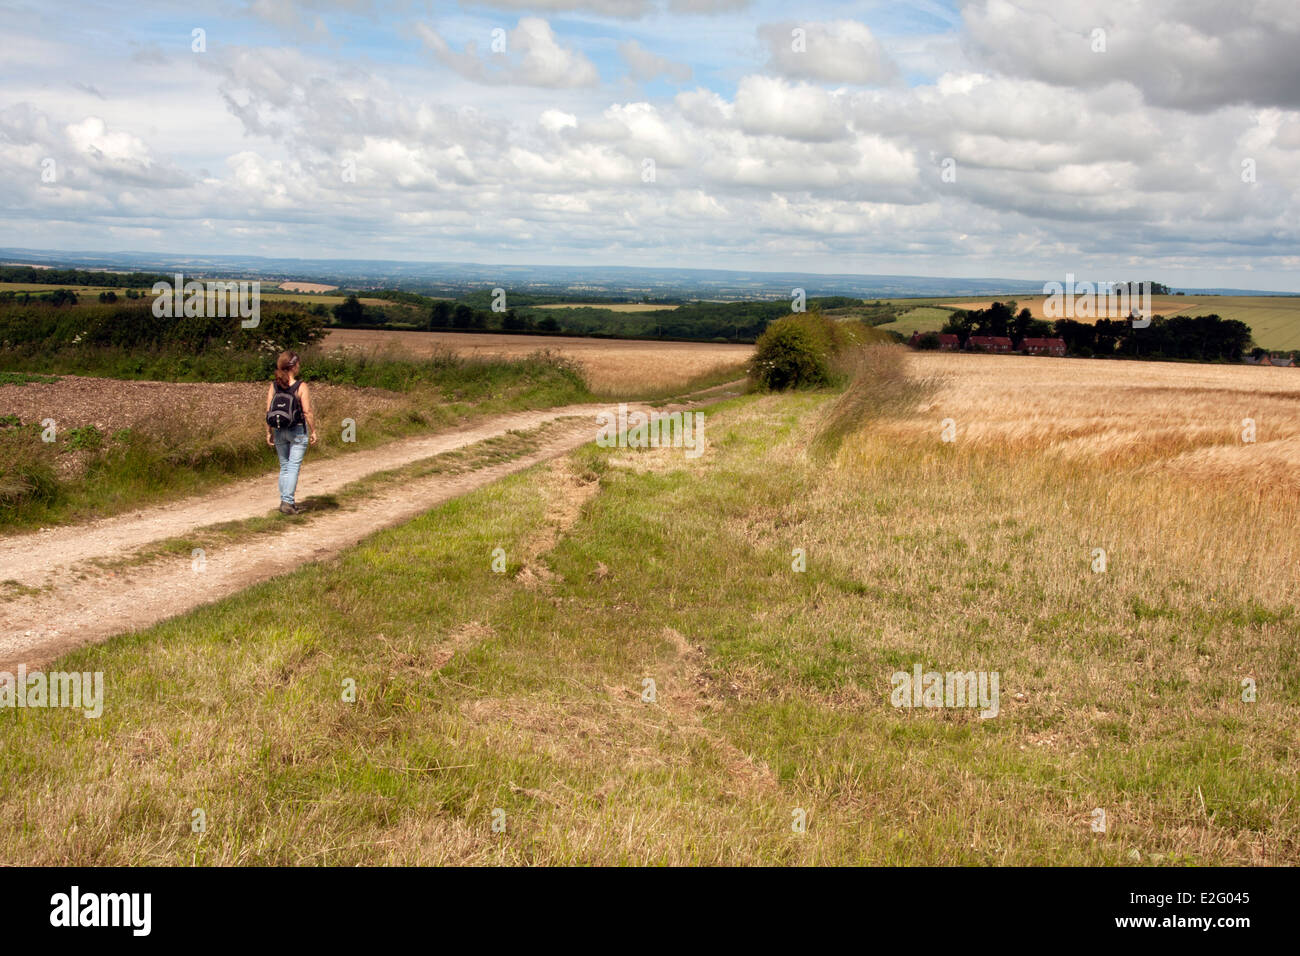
907,332,960,350
966,335,1014,353
1245,354,1296,366
1020,337,1067,356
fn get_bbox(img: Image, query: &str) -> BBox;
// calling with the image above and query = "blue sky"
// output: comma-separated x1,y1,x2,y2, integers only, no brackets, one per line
1,0,1298,290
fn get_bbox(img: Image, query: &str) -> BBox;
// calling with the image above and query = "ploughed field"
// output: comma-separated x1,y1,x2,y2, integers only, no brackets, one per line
321,328,752,393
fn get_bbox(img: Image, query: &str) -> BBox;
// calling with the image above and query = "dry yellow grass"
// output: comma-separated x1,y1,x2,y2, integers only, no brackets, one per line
830,349,1300,654
766,351,1299,863
322,329,752,395
275,281,338,293
900,352,1300,480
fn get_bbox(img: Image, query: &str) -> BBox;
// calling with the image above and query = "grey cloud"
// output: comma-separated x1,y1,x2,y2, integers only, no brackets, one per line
759,19,898,85
416,18,599,88
962,0,1300,111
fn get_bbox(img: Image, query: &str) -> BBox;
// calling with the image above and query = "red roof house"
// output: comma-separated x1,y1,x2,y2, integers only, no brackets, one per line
1020,337,1067,356
966,335,1014,353
908,332,960,351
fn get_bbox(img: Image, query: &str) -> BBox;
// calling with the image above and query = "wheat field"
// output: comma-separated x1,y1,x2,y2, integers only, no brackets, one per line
900,352,1300,480
322,329,752,395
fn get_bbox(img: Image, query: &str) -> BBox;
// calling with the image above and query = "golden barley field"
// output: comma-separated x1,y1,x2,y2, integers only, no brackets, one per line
850,351,1300,603
776,349,1300,863
901,352,1300,482
322,328,752,394
828,350,1300,697
274,281,338,293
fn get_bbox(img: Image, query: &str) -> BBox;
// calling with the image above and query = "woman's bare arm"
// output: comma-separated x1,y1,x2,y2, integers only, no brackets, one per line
265,383,275,445
300,382,319,443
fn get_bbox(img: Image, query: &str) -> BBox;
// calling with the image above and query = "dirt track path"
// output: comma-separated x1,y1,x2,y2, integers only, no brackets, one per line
0,390,732,669
0,403,607,578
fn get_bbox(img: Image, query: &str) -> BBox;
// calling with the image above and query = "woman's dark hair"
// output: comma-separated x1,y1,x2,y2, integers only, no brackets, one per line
274,351,300,387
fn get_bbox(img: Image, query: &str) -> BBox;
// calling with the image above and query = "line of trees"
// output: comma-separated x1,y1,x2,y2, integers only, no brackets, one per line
941,301,1053,342
938,301,1253,362
1055,314,1251,361
333,293,866,343
0,298,325,353
427,297,861,342
0,266,170,287
0,288,85,306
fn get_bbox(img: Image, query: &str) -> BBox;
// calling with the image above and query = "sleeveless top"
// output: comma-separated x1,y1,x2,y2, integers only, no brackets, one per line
273,379,305,427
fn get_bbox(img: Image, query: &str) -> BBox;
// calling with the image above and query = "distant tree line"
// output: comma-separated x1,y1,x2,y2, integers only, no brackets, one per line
0,298,325,354
938,301,1252,362
1056,314,1251,361
0,266,170,288
326,292,867,344
0,288,86,306
1111,280,1172,295
0,287,148,306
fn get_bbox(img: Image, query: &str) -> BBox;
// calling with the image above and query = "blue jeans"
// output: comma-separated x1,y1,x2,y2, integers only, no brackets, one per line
273,424,309,504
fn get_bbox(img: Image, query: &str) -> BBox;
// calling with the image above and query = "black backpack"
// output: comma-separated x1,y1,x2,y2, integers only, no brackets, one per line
266,382,300,429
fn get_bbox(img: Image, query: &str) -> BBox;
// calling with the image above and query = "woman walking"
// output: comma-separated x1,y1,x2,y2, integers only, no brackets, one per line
265,350,318,515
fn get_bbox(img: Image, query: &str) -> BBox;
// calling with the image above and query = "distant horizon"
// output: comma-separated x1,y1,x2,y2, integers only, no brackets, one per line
2,246,1295,298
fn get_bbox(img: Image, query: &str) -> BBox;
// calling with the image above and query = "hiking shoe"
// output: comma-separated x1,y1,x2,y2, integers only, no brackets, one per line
279,502,298,515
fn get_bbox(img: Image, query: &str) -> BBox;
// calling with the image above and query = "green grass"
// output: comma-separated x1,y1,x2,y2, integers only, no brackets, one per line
875,306,958,337
0,371,60,385
2,388,1293,864
1194,296,1300,351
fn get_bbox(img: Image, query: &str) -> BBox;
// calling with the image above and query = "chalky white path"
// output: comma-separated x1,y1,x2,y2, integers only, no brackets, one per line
0,397,716,667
